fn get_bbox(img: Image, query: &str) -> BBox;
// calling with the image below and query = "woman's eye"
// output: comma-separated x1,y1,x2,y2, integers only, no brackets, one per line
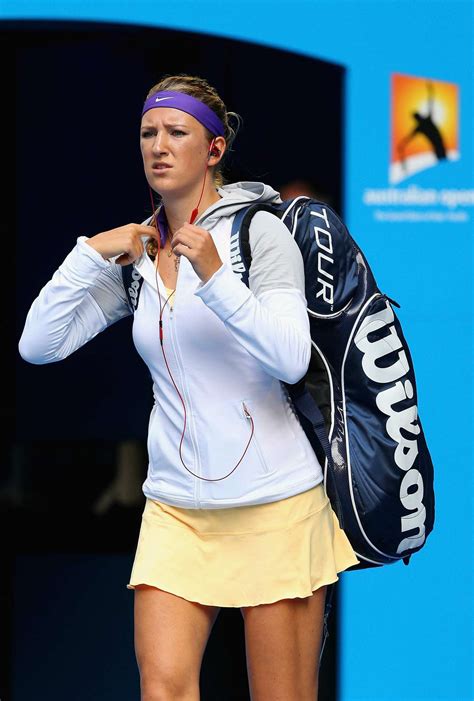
140,129,186,138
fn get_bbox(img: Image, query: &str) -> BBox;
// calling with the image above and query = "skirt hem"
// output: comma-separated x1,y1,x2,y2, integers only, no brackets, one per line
126,571,346,608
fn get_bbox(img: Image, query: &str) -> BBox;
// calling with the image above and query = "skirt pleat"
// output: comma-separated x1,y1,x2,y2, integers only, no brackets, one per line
127,481,360,607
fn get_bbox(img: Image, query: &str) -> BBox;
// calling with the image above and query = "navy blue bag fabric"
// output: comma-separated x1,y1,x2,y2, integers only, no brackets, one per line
230,197,435,571
122,263,145,313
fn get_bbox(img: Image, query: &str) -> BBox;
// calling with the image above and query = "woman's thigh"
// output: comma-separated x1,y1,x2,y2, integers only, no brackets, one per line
241,585,327,701
134,584,220,700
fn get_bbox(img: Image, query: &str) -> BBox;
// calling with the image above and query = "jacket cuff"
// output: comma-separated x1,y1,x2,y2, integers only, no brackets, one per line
194,263,252,321
76,236,111,265
58,236,110,287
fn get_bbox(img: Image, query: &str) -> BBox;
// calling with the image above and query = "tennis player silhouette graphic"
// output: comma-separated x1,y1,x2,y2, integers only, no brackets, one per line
397,81,447,171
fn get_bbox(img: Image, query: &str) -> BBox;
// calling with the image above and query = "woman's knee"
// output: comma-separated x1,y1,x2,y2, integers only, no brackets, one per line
139,668,199,701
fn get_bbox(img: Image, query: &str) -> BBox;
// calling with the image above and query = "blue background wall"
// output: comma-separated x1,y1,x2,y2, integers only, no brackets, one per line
4,1,473,699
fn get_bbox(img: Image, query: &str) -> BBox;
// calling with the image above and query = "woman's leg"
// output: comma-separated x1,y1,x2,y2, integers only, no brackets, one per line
241,585,327,701
134,584,220,701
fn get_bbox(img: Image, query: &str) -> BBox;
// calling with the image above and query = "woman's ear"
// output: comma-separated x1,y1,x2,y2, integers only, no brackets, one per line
211,136,226,161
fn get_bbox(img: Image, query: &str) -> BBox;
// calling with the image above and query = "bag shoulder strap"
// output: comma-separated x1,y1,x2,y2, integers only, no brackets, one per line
121,263,144,312
230,199,345,526
120,215,154,311
229,203,280,285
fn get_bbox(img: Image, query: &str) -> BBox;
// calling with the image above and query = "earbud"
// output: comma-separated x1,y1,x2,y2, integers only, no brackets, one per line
207,138,220,160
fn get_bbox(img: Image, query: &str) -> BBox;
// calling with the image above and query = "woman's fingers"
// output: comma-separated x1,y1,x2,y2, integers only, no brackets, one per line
170,224,211,254
170,225,222,283
171,231,195,254
115,252,133,266
85,223,156,264
141,224,160,239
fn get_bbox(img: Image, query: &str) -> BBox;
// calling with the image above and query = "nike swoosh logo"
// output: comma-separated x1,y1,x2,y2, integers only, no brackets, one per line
154,97,173,102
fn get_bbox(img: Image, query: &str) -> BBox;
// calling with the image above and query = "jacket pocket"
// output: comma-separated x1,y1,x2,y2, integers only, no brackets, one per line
241,400,273,475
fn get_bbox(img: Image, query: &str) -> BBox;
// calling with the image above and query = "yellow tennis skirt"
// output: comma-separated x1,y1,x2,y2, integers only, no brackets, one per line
127,481,360,607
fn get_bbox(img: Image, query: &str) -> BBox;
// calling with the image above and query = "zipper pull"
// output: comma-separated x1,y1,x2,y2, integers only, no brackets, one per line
242,402,251,419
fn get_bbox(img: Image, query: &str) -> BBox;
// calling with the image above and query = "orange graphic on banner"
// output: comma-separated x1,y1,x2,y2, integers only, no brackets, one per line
390,74,459,184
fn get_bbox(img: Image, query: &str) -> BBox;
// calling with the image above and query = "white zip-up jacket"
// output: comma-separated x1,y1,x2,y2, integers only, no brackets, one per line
19,182,324,508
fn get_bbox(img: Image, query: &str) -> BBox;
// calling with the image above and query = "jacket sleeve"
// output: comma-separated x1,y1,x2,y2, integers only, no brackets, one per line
194,210,311,384
18,236,132,364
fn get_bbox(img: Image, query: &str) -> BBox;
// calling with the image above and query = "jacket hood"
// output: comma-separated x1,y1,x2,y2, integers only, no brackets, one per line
194,181,282,228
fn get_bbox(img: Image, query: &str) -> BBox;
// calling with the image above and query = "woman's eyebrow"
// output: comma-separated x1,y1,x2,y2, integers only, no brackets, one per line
141,122,189,129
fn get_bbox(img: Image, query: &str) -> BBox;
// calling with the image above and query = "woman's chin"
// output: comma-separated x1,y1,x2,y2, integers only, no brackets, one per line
146,178,165,197
145,175,201,202
147,177,180,197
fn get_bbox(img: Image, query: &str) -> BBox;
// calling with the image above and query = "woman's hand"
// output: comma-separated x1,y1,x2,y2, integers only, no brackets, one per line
85,223,159,266
171,223,223,283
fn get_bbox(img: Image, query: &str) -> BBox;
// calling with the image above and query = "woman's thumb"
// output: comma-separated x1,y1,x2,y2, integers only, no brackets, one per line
115,252,132,266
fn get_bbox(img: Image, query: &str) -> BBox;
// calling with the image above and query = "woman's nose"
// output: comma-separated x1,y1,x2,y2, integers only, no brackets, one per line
152,131,169,154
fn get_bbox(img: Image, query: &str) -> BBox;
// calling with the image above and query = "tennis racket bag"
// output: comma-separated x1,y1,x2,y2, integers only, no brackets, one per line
230,196,435,570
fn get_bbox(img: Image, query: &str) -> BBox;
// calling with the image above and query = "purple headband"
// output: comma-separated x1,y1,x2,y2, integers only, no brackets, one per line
141,90,225,137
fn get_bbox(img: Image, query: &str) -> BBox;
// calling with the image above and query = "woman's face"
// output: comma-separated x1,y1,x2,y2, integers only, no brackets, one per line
140,107,212,197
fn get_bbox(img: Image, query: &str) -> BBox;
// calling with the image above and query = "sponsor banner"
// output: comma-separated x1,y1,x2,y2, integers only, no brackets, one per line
363,185,474,223
362,73,471,224
390,74,459,184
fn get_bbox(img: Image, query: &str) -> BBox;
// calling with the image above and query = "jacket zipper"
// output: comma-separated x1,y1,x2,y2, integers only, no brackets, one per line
159,255,202,507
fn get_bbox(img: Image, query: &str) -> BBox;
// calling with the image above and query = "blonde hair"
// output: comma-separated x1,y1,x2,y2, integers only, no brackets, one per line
145,73,242,189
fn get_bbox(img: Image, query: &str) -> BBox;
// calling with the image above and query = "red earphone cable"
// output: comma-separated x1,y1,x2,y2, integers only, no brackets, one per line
146,139,255,481
189,137,215,224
